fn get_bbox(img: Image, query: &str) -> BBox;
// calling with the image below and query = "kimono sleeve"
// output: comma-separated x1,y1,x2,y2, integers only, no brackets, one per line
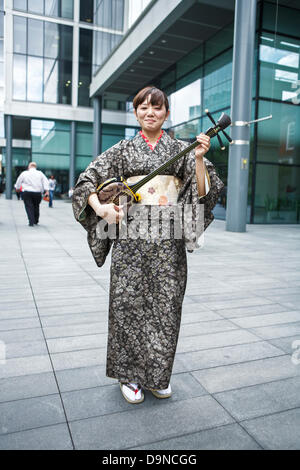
72,143,123,227
72,142,123,267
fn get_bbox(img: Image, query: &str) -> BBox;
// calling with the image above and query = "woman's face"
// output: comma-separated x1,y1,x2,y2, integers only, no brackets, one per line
134,95,170,133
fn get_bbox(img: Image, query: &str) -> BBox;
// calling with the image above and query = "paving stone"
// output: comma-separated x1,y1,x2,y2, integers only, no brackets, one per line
216,303,292,319
6,340,48,359
47,334,106,354
0,355,52,379
180,319,238,337
69,395,234,449
55,365,113,392
214,376,300,421
43,323,107,339
51,347,106,371
230,311,300,329
192,355,300,393
0,423,73,450
0,372,58,403
0,317,41,331
131,423,261,450
0,395,66,435
0,328,44,344
249,322,300,340
176,329,261,354
173,340,283,373
240,408,300,449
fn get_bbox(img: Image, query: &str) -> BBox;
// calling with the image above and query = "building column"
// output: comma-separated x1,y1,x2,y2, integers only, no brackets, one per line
226,0,257,232
93,95,102,158
69,121,76,189
5,115,13,200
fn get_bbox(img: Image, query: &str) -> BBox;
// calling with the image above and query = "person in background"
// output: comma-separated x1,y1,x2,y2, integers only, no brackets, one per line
48,175,57,208
15,162,49,226
68,187,74,199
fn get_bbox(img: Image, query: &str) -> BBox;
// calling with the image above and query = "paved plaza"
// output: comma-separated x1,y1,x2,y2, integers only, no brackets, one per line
0,196,300,450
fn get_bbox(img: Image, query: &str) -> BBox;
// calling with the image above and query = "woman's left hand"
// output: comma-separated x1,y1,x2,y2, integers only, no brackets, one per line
195,133,211,159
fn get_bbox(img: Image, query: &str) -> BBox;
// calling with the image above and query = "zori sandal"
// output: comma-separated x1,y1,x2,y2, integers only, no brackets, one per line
150,384,172,399
120,382,144,404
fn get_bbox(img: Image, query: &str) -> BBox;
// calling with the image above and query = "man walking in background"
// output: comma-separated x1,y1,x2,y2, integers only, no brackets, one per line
15,162,49,227
48,175,57,208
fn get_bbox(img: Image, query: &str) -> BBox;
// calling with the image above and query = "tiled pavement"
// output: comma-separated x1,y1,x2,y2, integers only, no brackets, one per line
0,196,300,450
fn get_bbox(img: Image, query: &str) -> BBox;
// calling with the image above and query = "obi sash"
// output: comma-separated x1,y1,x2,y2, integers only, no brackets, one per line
126,170,210,205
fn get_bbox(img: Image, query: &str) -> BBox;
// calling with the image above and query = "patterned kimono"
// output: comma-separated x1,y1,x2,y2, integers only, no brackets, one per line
72,131,224,390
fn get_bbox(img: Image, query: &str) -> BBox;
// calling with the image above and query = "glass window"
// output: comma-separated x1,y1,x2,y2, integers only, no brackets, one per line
28,19,44,57
13,16,27,54
44,21,59,59
169,79,201,127
44,58,58,103
254,163,300,224
58,60,72,104
80,0,93,23
176,45,203,80
59,25,73,61
171,117,202,141
93,30,122,71
28,0,44,15
259,33,300,102
13,54,26,100
204,24,233,62
78,63,91,106
31,120,70,171
60,0,73,19
45,0,59,17
263,3,300,38
203,49,232,113
27,56,43,101
95,0,124,30
0,61,3,86
13,0,27,11
257,100,300,166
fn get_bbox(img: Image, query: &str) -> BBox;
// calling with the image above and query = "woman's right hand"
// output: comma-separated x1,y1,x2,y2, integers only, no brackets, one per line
96,203,124,225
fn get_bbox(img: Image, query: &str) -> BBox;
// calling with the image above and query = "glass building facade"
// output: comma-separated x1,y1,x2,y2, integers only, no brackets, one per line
2,0,132,194
151,1,300,224
2,0,300,225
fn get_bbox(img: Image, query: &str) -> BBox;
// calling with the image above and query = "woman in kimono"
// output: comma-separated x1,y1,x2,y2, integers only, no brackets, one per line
72,86,224,404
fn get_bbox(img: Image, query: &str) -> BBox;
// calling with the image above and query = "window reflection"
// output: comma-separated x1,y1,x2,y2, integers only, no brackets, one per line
44,22,59,59
28,19,44,57
13,54,26,100
254,163,300,224
27,56,43,101
28,0,43,15
13,16,26,54
259,33,300,102
14,0,73,19
44,58,58,103
169,79,201,127
12,16,72,104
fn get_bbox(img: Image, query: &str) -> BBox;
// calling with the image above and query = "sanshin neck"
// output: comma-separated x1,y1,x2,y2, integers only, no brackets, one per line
131,125,220,192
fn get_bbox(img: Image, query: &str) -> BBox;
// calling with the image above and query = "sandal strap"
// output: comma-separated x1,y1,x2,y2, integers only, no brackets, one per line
122,383,141,395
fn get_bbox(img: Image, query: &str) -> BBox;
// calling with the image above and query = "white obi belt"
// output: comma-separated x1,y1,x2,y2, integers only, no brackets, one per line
127,170,210,205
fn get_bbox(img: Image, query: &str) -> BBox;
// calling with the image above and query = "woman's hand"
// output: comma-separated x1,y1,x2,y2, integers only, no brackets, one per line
97,203,124,225
88,193,124,225
195,133,211,159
